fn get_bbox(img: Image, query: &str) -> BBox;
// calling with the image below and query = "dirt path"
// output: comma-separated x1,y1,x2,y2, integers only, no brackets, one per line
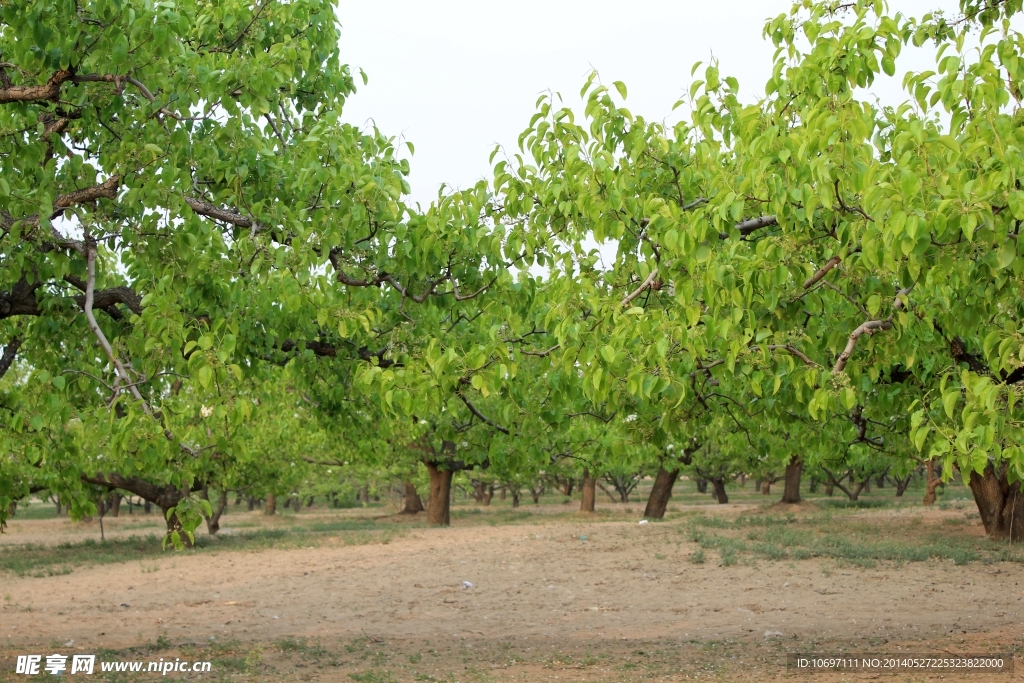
1,510,1023,681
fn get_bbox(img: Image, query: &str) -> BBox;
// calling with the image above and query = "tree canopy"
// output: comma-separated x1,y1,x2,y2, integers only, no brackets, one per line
5,0,1024,543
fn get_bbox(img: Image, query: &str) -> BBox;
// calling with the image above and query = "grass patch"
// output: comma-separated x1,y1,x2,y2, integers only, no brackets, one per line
817,498,896,509
685,510,1024,567
0,520,405,577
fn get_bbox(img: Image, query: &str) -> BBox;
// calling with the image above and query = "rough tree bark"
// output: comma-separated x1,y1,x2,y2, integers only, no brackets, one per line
761,480,772,495
401,481,424,514
781,456,802,504
580,469,597,513
264,493,276,516
696,478,709,494
711,478,729,504
108,493,121,517
644,467,680,520
425,461,454,525
968,463,1024,542
923,462,943,506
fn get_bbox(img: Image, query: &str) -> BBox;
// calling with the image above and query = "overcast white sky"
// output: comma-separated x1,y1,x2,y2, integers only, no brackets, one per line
336,0,962,207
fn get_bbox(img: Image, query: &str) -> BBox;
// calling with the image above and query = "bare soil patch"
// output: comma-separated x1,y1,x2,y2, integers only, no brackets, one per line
1,504,1022,682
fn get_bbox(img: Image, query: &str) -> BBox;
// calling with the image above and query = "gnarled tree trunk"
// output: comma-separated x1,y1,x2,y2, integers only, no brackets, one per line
968,464,1024,542
711,478,729,504
425,461,454,525
401,481,424,514
79,473,193,546
580,469,596,512
761,479,771,495
923,462,943,506
892,473,914,497
781,456,802,504
644,467,679,520
202,488,229,535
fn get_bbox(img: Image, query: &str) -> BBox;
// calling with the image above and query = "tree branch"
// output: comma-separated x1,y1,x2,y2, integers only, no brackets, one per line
621,267,658,308
802,255,841,289
832,320,892,374
455,390,510,435
0,68,73,103
0,336,21,380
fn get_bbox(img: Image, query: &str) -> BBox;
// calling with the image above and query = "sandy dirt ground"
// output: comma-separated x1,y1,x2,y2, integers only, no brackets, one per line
1,504,1022,682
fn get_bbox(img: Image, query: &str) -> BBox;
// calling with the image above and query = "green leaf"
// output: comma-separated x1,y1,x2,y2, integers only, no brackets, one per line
942,389,959,419
996,242,1016,270
600,345,616,364
1009,192,1024,220
613,81,627,99
112,34,128,65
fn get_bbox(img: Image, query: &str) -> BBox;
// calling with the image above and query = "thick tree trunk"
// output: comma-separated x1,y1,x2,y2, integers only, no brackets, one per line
109,493,121,517
825,482,834,496
499,486,506,500
425,462,454,525
580,469,596,513
923,463,942,506
644,467,679,520
712,478,729,504
144,500,152,514
482,484,494,506
808,478,819,494
968,464,1024,542
401,481,424,514
471,480,486,503
246,496,255,511
264,493,276,516
761,480,771,495
560,479,574,497
696,478,709,493
781,456,802,504
511,490,520,508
